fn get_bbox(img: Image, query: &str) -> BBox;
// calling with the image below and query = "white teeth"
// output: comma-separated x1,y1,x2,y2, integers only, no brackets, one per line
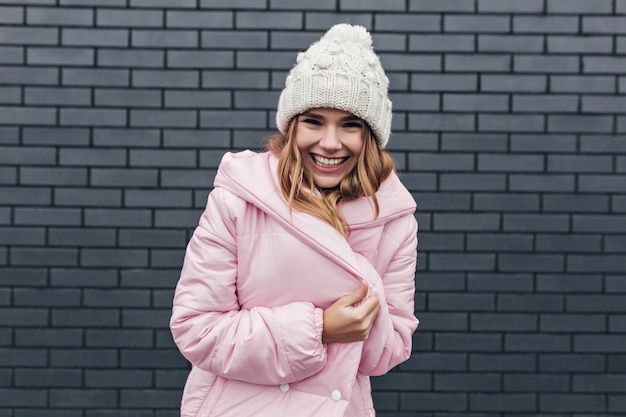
313,155,345,167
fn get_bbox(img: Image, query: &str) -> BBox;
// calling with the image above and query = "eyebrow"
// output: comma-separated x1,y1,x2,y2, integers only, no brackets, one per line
300,111,362,122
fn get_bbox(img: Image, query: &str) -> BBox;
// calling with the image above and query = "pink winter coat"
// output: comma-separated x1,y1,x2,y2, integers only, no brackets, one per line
170,150,419,417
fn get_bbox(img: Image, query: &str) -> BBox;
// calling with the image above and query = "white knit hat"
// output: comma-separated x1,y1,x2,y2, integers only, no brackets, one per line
276,23,393,148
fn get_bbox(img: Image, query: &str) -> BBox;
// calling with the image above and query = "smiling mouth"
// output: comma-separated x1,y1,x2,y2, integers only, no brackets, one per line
312,154,348,168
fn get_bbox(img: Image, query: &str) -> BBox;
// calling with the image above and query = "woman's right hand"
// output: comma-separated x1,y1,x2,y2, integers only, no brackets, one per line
322,280,380,344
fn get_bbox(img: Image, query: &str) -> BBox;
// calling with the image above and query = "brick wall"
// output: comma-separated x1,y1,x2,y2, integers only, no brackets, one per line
1,1,625,416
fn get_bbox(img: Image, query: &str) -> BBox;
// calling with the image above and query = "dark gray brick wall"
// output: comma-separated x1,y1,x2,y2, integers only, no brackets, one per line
1,1,625,416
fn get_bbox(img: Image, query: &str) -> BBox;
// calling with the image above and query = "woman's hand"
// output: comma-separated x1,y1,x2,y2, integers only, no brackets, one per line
322,280,380,344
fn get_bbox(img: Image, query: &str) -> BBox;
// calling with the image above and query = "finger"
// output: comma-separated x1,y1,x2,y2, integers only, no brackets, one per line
341,280,369,305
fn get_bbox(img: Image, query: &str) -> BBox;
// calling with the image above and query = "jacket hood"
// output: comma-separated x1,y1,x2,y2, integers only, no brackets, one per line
213,150,416,229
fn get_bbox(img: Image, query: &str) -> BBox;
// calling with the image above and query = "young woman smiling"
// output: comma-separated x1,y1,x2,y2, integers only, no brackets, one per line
170,23,419,417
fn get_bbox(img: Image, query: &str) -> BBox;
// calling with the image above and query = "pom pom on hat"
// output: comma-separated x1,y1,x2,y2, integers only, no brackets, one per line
276,23,393,148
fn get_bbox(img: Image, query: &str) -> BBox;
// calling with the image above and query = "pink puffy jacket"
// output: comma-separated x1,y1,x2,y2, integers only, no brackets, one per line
170,150,419,417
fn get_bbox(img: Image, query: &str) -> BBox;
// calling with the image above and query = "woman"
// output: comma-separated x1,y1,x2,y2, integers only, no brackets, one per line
170,23,419,417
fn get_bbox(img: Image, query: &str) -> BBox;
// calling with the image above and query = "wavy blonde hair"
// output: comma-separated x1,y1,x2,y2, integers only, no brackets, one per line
266,116,396,237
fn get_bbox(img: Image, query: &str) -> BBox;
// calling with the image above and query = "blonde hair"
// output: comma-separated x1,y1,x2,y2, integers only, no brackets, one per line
266,116,396,237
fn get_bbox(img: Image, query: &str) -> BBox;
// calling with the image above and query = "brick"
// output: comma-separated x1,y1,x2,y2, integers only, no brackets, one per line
408,153,474,171
14,288,80,308
132,0,196,6
0,27,58,45
551,155,613,174
375,14,440,33
167,50,233,69
236,11,303,29
480,35,543,53
468,273,533,292
202,30,267,49
121,270,179,288
15,369,82,387
440,173,506,191
569,255,626,273
15,208,81,226
85,208,152,227
59,148,126,166
62,28,128,47
305,13,373,31
481,74,547,93
445,15,509,33
479,114,544,132
479,0,543,12
409,34,474,52
440,133,506,152
540,353,604,372
606,236,626,253
25,87,91,106
0,6,23,23
22,127,90,146
471,393,537,412
0,267,47,286
584,57,626,74
514,16,579,34
540,394,605,413
60,108,127,127
430,253,496,271
0,227,44,245
0,308,48,326
238,51,296,70
537,234,602,252
541,314,606,333
446,54,510,72
443,94,508,112
0,389,47,407
96,89,161,108
85,370,152,388
16,329,83,347
436,333,501,352
371,372,430,391
87,329,153,347
504,214,571,232
167,11,233,28
200,110,266,129
131,29,197,48
165,130,230,149
0,46,23,64
499,253,565,272
20,167,87,186
549,115,613,133
574,215,626,233
474,193,539,212
511,134,576,152
166,90,231,108
514,94,578,113
50,389,117,408
548,0,613,13
381,53,442,72
551,75,615,93
119,229,186,248
0,105,56,125
0,166,16,184
120,349,187,368
151,249,184,267
580,175,626,193
583,96,626,113
584,17,626,35
132,69,198,88
52,308,119,327
0,187,50,205
60,0,125,4
130,109,196,128
409,0,474,12
98,49,164,68
91,168,158,187
409,113,474,131
120,389,182,408
51,268,118,287
0,86,19,104
511,174,576,192
81,249,148,268
202,70,268,89
97,9,163,27
28,6,93,25
434,213,500,231
50,349,117,368
49,228,116,247
479,154,544,172
537,274,603,293
412,74,476,92
416,312,467,331
200,0,265,8
498,294,564,312
515,55,579,74
467,234,533,252
128,149,195,168
161,169,213,188
549,35,613,54
470,313,537,332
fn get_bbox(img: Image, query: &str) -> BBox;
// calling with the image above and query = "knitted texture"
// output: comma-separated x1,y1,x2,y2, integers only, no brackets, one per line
276,24,393,148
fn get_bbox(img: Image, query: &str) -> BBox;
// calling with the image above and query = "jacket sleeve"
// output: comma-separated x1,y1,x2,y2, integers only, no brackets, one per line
170,187,327,385
358,214,419,376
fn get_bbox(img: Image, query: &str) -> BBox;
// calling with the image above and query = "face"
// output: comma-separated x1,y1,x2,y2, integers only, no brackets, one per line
295,108,365,189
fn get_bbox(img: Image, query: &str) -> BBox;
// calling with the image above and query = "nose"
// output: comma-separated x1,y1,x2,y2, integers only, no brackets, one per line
318,127,342,151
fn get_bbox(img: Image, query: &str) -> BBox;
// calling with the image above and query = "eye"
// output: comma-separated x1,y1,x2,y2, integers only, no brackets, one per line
301,118,322,126
343,121,362,129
